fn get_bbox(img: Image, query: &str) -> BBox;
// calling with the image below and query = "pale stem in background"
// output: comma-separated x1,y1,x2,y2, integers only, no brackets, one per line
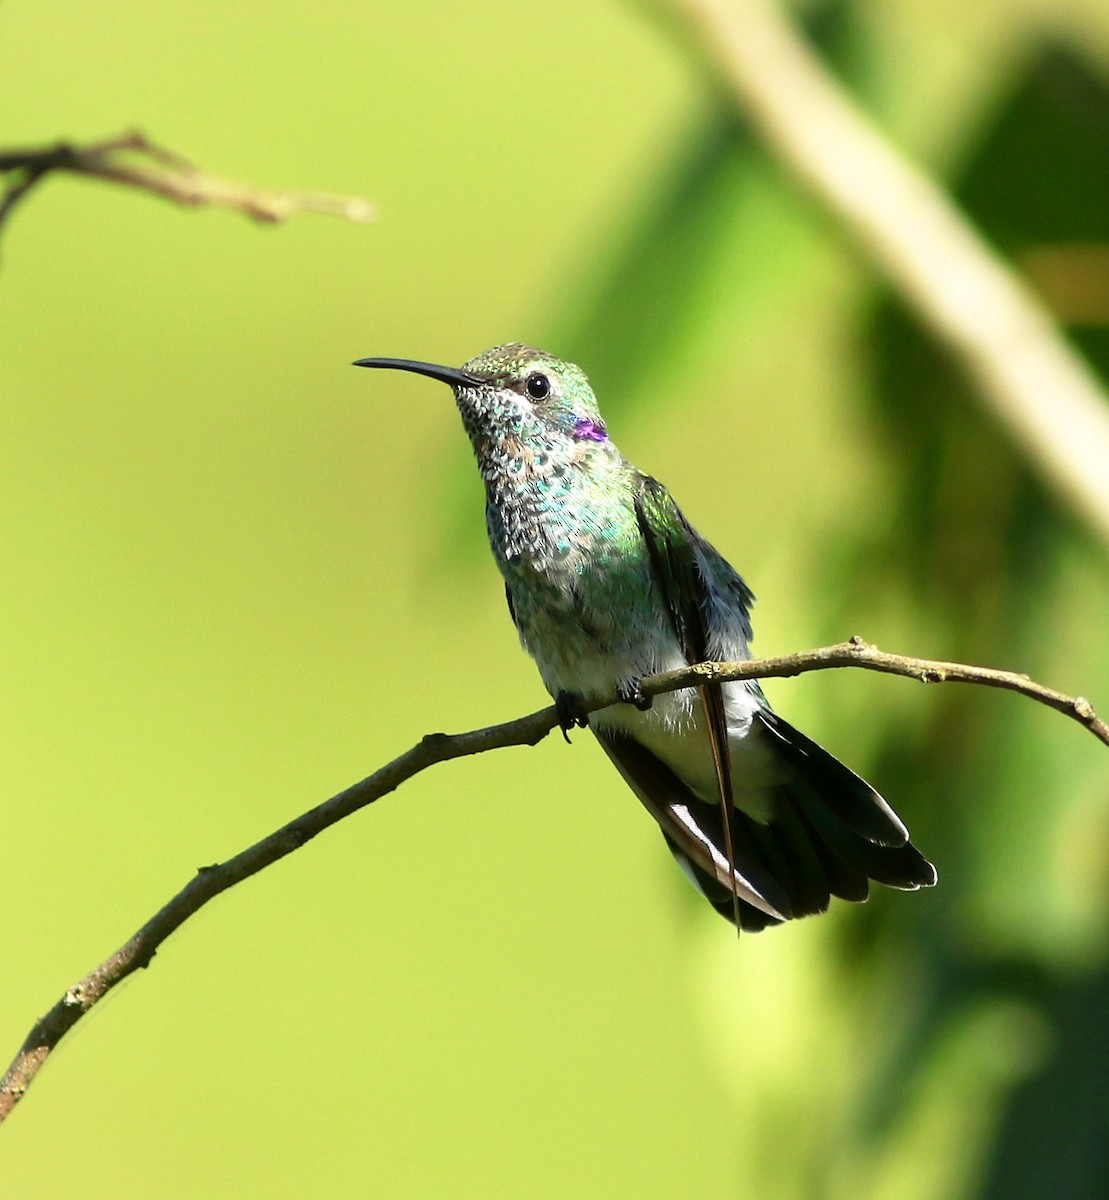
661,0,1109,546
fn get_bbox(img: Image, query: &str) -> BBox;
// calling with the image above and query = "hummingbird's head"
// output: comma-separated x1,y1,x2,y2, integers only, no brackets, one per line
354,343,610,478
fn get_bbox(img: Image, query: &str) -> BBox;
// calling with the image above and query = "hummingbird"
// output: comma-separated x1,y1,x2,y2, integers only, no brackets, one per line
354,343,936,930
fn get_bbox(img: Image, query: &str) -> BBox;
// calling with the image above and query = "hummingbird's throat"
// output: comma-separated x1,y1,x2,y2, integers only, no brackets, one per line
573,418,607,443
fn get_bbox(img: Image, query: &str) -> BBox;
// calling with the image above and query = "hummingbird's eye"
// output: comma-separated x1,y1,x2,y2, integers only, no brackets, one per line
524,372,551,401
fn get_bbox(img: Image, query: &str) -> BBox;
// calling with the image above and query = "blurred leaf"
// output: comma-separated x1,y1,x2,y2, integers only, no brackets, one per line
832,40,1109,1200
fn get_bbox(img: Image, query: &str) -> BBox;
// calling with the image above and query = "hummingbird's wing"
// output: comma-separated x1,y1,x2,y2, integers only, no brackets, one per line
503,582,519,631
632,474,748,927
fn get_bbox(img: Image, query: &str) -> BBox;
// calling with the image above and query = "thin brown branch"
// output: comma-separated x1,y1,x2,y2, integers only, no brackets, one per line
648,637,1109,746
658,0,1109,547
0,129,375,238
1,639,1103,1124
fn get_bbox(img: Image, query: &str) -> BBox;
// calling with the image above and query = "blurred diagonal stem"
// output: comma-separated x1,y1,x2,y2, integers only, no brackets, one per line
658,0,1109,547
1,637,1104,1125
0,130,375,238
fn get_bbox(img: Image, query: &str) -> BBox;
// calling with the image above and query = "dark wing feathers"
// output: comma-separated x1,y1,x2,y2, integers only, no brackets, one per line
632,475,708,663
633,477,744,927
504,582,519,631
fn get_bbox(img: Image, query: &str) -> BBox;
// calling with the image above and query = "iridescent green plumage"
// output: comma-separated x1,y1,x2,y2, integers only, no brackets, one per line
355,344,936,929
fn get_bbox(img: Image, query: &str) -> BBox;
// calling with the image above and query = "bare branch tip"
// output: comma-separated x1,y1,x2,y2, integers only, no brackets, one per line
342,198,376,224
0,130,375,233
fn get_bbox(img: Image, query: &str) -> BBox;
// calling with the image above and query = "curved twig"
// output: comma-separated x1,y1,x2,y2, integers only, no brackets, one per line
0,639,1103,1123
0,130,375,239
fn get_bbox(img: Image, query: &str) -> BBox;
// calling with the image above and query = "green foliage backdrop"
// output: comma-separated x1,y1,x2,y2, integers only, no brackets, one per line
2,1,1107,1196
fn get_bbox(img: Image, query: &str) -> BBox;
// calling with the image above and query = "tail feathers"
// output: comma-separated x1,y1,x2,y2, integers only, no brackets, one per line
756,710,937,893
594,712,935,933
756,709,911,846
594,728,793,923
662,833,787,932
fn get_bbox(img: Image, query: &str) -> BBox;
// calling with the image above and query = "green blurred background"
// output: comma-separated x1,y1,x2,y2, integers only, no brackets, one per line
2,0,1108,1195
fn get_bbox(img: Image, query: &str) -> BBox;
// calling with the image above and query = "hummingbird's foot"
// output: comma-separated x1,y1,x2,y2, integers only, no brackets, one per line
554,690,590,742
617,679,654,711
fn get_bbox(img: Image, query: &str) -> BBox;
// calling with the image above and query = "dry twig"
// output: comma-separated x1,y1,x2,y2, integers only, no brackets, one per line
0,638,1103,1124
0,130,374,238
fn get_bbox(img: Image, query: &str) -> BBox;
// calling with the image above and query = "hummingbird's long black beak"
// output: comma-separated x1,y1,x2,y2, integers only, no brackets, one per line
352,357,483,388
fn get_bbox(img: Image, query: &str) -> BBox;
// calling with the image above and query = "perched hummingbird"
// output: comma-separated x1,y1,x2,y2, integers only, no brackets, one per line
354,344,936,930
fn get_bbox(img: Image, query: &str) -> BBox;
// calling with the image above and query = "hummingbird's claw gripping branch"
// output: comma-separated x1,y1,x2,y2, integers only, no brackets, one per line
554,690,590,741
